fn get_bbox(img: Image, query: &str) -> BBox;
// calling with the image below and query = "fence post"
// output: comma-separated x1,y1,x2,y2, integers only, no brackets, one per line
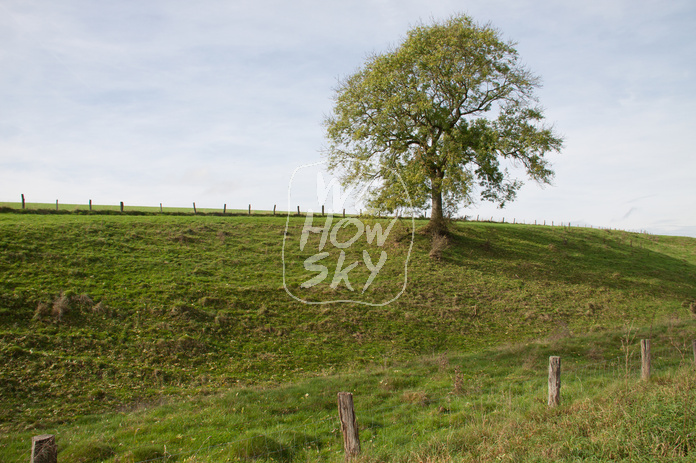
248,204,251,216
343,209,346,218
120,201,124,212
89,199,92,211
273,205,276,216
160,203,163,213
297,206,300,216
548,356,561,407
56,200,58,211
21,194,25,209
31,434,56,463
337,392,360,459
641,339,651,381
223,204,226,214
322,205,324,216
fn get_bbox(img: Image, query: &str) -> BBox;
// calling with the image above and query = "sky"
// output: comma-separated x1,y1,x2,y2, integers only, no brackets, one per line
1,0,695,237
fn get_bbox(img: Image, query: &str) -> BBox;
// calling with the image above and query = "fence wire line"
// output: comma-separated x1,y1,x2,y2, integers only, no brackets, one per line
128,411,336,463
9,341,692,463
129,345,692,463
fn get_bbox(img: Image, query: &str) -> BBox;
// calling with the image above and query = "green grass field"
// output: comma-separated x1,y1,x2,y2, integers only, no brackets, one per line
0,209,695,461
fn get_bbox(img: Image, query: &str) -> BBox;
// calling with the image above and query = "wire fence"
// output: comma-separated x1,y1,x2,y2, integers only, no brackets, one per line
10,338,695,462
10,325,693,461
0,198,661,235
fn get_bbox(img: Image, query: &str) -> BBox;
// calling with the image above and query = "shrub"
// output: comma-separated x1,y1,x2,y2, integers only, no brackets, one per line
33,302,51,320
52,293,71,321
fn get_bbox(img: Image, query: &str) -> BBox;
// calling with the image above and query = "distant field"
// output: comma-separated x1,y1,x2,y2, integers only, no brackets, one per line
1,211,695,461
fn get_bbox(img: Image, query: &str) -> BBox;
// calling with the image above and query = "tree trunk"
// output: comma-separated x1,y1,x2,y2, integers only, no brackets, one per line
429,180,446,235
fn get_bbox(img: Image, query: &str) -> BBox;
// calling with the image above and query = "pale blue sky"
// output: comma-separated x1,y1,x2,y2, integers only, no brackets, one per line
1,0,695,236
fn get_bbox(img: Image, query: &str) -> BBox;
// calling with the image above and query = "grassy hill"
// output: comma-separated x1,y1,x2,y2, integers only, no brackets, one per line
1,210,695,461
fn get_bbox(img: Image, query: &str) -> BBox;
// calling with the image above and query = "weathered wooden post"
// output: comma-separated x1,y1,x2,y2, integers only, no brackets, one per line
343,209,346,218
548,356,561,407
248,204,251,215
223,204,226,214
193,202,197,214
56,200,58,211
337,392,360,459
89,199,92,211
120,201,124,212
322,205,325,216
273,205,276,216
297,205,300,216
160,203,163,213
31,434,56,463
21,194,25,209
641,339,651,381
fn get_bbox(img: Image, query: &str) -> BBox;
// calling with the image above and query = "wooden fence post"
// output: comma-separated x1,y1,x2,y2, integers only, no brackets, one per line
273,205,276,216
548,356,561,407
160,203,163,213
193,202,197,214
641,339,651,381
343,209,346,218
223,204,226,214
31,434,56,463
21,194,25,209
56,200,58,211
89,199,92,211
322,205,325,216
120,201,124,212
297,206,300,216
337,392,360,459
248,204,251,216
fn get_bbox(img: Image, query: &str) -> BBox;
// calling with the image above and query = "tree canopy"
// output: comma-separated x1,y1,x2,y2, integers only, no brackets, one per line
324,14,563,233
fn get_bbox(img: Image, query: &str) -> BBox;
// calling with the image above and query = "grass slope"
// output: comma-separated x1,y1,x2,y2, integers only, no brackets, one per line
0,211,695,460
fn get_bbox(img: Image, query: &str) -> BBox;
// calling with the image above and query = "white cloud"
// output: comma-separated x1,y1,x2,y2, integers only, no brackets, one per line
1,0,695,236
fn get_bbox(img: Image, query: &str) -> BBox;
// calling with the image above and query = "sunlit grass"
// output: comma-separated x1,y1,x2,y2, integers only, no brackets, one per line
0,210,695,461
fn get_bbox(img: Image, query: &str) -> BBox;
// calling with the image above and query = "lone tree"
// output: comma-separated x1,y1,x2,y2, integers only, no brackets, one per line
324,14,563,234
